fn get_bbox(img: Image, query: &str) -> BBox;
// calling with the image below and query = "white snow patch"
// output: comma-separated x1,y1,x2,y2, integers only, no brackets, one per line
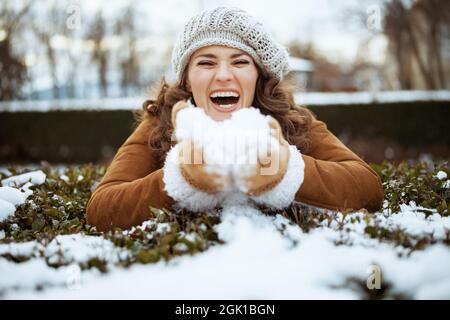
0,170,46,222
1,170,46,188
0,259,101,294
0,168,12,176
3,204,450,299
436,171,448,180
0,241,44,258
376,203,450,239
44,234,129,265
0,187,28,206
0,199,16,222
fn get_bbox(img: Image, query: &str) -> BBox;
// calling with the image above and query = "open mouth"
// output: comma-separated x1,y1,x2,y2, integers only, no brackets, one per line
209,91,240,111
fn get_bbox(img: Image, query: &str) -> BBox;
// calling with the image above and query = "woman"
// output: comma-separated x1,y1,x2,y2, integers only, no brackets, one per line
86,6,384,232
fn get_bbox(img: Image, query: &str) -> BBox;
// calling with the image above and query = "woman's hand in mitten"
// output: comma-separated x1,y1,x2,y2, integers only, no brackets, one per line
239,116,290,196
172,100,228,194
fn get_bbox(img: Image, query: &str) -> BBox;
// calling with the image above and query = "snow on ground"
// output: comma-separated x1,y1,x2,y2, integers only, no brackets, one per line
0,233,129,296
0,259,102,294
1,163,450,299
0,91,449,112
1,129,449,298
1,171,46,187
44,234,130,265
1,201,450,299
295,90,450,106
0,171,46,222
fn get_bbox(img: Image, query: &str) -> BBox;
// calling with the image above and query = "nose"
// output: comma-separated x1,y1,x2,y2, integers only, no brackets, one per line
214,63,234,82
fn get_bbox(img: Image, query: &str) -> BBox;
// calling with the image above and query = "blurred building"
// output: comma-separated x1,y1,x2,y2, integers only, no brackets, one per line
288,57,314,92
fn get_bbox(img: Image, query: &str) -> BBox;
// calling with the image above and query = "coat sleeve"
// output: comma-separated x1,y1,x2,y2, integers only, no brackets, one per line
86,116,175,232
295,117,384,212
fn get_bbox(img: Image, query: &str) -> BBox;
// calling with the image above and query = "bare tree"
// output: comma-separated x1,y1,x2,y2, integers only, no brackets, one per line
414,0,450,89
384,0,450,89
62,7,81,99
384,0,416,89
86,11,109,97
0,1,32,100
347,0,450,90
32,3,67,99
115,6,140,96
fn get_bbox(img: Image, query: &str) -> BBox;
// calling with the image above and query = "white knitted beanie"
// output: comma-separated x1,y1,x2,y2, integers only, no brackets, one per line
171,6,290,83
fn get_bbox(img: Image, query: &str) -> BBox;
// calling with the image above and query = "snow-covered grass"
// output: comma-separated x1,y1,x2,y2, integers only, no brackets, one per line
0,161,449,299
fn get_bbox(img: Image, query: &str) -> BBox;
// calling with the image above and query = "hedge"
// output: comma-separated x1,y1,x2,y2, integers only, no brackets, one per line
1,101,449,163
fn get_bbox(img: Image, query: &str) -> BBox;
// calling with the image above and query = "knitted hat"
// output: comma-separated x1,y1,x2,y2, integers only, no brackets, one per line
171,6,290,83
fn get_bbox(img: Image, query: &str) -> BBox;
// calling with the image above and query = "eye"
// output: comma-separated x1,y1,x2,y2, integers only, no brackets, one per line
197,61,214,66
234,60,250,65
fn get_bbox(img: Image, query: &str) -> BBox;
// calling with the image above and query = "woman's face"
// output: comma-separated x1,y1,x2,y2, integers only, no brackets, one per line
186,45,259,121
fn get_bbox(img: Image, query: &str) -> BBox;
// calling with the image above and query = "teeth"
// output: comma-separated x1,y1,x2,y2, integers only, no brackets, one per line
210,91,239,98
218,104,235,109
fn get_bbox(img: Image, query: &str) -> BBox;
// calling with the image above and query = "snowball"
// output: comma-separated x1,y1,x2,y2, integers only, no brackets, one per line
175,105,279,180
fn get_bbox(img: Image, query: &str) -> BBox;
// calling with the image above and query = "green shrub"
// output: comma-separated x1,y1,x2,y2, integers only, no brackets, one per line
1,101,449,162
371,160,449,215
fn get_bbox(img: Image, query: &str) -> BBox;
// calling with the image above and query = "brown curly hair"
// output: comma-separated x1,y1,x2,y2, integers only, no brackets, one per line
134,71,315,165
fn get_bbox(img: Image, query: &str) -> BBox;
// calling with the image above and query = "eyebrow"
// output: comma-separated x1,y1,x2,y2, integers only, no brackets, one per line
193,53,248,59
